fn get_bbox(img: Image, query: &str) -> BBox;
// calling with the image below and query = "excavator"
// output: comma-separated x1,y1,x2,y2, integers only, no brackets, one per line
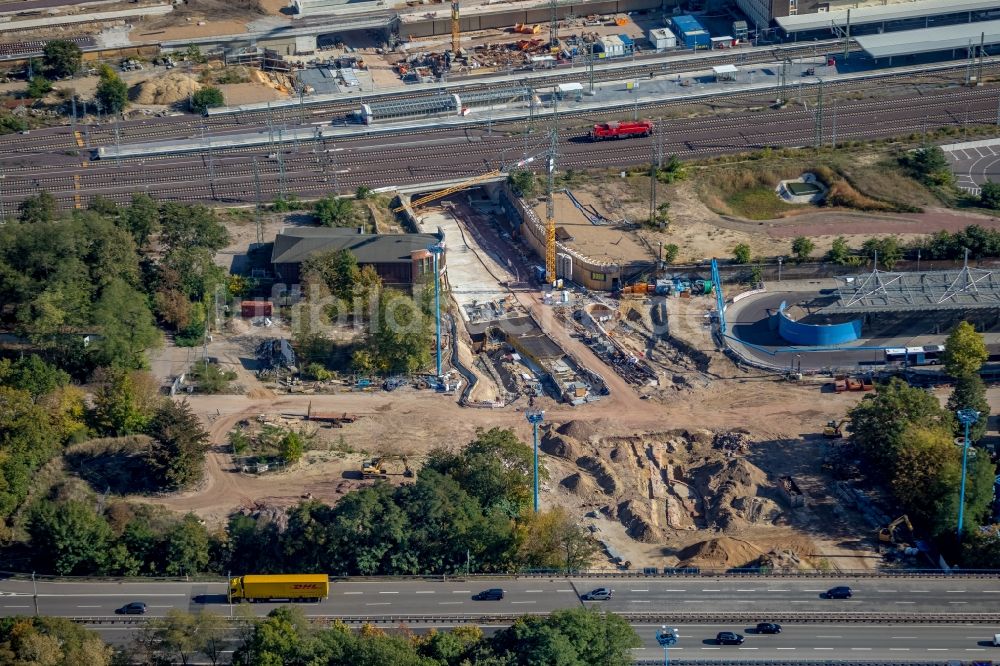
878,514,914,546
823,420,848,438
361,455,415,480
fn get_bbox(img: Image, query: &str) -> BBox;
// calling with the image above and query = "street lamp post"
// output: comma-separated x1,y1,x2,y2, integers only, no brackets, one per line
429,244,445,379
31,572,37,616
957,408,980,540
777,256,783,281
655,626,677,666
526,410,544,512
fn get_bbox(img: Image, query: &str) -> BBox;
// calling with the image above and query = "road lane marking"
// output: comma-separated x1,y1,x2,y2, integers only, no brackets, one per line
526,590,544,593
452,591,471,594
77,605,102,608
343,592,362,595
664,589,686,592
851,648,872,651
776,647,796,650
37,594,187,597
984,590,1000,593
738,647,757,650
928,648,948,651
378,591,398,595
630,589,649,592
803,589,824,592
950,601,968,604
967,648,987,651
736,589,756,592
876,589,897,593
438,602,462,605
732,600,755,603
415,591,434,594
3,605,29,608
701,647,720,650
910,590,929,593
816,636,842,638
767,589,788,592
701,589,720,592
511,601,535,604
895,601,916,604
683,600,703,603
947,590,967,593
814,647,834,650
365,603,391,606
891,637,917,639
557,589,573,593
629,600,650,603
889,648,910,651
149,606,173,608
789,601,809,603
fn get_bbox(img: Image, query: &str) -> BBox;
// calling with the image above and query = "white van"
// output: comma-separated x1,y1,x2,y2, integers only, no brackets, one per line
993,633,1000,646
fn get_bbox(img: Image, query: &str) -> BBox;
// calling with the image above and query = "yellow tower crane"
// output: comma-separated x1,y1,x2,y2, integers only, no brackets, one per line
391,156,538,216
451,1,460,55
544,93,559,285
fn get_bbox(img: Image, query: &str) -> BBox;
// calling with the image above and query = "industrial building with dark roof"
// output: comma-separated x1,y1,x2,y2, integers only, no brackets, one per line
271,227,445,287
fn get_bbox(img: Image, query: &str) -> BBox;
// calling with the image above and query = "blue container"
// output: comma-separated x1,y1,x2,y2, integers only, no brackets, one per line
618,34,635,52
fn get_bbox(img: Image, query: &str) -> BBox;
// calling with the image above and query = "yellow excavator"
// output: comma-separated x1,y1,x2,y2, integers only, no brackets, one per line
361,456,414,479
823,419,848,438
878,515,914,545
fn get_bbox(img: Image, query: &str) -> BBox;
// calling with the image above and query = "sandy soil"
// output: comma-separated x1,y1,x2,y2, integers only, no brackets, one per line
133,19,251,42
217,81,285,106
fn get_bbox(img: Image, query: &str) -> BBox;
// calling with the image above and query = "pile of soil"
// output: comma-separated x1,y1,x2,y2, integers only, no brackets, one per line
133,73,202,105
697,458,780,532
677,536,765,569
557,419,616,443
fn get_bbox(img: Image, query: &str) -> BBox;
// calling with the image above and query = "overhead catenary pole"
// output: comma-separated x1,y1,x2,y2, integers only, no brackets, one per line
252,156,264,246
526,410,544,512
813,77,824,148
843,9,851,61
202,123,218,201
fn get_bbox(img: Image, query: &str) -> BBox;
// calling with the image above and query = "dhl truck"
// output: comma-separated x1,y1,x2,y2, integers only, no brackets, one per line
227,574,330,603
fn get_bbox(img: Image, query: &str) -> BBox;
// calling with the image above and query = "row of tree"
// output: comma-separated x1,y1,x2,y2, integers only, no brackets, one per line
2,605,640,666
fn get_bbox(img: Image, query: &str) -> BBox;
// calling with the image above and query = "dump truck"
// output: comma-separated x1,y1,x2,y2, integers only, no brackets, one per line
228,574,330,603
589,120,654,141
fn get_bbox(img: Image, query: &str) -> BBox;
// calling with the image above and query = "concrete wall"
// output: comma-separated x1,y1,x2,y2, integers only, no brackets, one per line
772,301,862,346
499,186,621,291
402,0,668,38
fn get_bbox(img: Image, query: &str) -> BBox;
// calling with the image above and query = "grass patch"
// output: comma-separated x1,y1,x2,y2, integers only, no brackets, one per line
725,186,806,220
64,436,157,495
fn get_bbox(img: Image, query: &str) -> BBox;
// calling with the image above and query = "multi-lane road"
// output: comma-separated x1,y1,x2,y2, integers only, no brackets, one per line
2,575,1000,659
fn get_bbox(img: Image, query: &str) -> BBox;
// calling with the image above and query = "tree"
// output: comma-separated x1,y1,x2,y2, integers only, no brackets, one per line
146,400,210,489
902,144,953,186
302,248,361,301
152,610,198,666
193,611,229,666
947,374,990,442
279,431,305,464
981,180,1000,210
314,195,356,227
190,359,236,394
790,236,815,262
507,170,536,197
848,377,949,477
28,500,113,574
826,236,851,264
0,354,69,399
0,616,111,666
943,321,988,378
90,278,161,369
42,40,82,78
891,425,961,533
0,387,59,522
163,514,210,576
191,86,225,114
353,289,432,375
90,368,160,436
355,185,373,200
18,190,58,224
662,243,679,264
26,75,52,98
122,192,160,248
491,609,639,666
861,236,903,269
649,201,670,228
518,507,599,571
95,65,128,114
158,202,229,253
732,243,752,264
655,154,687,183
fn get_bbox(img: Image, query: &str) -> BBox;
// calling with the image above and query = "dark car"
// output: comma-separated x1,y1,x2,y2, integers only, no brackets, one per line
473,588,504,601
581,587,614,601
116,602,147,615
826,586,853,599
756,622,781,634
716,631,744,645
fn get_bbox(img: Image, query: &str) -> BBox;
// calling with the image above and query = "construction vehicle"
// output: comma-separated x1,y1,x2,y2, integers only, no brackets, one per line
589,120,654,141
878,514,914,545
362,455,415,479
513,22,541,34
228,574,329,603
823,419,848,438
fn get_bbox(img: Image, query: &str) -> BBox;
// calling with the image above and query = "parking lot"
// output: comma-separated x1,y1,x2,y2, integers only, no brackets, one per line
942,137,1000,195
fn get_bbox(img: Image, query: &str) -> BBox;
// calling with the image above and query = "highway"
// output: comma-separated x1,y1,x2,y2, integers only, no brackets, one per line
3,575,1000,660
3,575,1000,619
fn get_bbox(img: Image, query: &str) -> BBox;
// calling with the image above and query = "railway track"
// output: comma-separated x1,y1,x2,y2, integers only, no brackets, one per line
8,83,998,209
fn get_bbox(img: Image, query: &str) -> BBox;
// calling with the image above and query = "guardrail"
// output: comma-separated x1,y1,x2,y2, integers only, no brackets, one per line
636,661,950,666
4,568,1000,583
67,612,1000,626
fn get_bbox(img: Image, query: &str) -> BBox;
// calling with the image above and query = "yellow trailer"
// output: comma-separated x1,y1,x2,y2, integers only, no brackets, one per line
228,574,330,603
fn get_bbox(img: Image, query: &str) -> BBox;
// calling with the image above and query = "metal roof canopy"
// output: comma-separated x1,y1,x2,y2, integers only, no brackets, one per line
831,257,1000,313
854,19,1000,58
712,64,739,74
776,0,1000,33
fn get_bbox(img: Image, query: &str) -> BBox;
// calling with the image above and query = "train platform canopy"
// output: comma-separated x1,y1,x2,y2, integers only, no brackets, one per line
831,263,1000,313
854,19,1000,59
775,0,999,34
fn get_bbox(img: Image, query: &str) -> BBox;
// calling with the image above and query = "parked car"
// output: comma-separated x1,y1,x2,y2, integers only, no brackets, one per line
716,631,744,645
581,587,614,601
473,588,504,601
826,586,853,599
755,622,782,634
116,602,147,615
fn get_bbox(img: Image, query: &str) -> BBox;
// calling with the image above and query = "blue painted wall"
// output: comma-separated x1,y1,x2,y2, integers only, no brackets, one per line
773,302,862,346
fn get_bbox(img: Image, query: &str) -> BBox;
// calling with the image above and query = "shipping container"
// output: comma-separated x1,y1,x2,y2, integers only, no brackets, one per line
241,300,273,318
228,574,330,602
648,27,676,51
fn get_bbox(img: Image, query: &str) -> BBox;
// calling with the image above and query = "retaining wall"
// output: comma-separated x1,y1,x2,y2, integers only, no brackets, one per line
772,301,862,346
